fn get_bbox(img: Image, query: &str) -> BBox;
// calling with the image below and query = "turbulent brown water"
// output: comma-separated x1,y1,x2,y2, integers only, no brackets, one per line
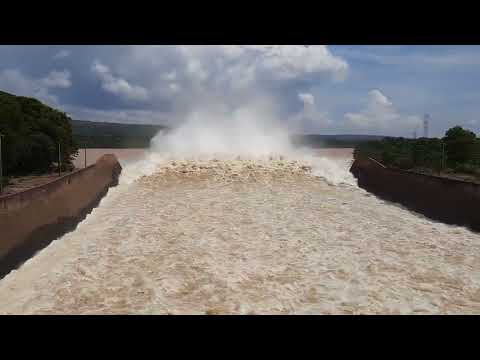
0,151,480,314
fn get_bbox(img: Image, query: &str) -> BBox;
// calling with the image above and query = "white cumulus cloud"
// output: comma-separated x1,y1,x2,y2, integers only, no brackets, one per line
289,92,332,132
2,46,349,131
41,70,72,88
247,45,348,81
91,60,149,102
187,45,348,86
112,45,348,109
0,68,71,106
344,89,421,135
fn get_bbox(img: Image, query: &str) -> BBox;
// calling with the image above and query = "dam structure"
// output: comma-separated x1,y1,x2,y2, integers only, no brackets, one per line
0,148,479,315
0,155,122,279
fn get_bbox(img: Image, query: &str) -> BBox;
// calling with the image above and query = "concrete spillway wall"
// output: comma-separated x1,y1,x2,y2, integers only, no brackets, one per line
350,157,480,232
0,154,122,278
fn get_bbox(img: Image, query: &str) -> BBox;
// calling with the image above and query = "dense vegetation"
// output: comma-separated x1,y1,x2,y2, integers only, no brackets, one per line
355,126,480,180
0,91,77,181
72,120,167,149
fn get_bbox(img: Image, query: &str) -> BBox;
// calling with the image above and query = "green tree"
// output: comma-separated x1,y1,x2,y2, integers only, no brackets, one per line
0,90,78,176
443,126,477,166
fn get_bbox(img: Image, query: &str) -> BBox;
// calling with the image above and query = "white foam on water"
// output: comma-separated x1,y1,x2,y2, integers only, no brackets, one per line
118,101,356,187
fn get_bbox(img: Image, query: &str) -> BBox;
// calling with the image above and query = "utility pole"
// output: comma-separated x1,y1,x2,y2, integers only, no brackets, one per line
58,143,61,177
441,141,446,172
84,146,87,168
0,133,4,194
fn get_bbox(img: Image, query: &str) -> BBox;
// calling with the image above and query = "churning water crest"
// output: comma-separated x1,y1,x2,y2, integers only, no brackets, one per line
120,104,357,187
0,107,480,314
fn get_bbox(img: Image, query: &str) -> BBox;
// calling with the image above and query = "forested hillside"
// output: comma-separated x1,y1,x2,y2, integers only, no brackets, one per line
0,91,77,179
71,120,168,148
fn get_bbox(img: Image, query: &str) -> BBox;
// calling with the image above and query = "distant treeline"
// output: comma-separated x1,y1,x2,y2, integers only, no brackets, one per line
71,120,167,148
355,126,480,179
0,91,77,179
73,125,385,150
74,135,154,149
291,134,385,148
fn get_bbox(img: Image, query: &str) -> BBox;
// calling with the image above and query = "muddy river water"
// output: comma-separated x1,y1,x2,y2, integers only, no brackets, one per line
0,149,479,314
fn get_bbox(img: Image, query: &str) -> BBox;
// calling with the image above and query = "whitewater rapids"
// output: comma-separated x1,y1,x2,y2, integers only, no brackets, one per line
0,152,479,314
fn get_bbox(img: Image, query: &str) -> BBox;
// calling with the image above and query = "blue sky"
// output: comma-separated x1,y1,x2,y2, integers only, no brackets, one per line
329,45,480,136
0,45,479,137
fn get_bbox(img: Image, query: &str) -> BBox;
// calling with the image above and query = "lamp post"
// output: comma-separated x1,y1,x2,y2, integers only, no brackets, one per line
0,133,4,194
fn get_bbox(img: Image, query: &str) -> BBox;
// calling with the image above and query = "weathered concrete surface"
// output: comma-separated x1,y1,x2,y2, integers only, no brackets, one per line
0,155,122,278
350,157,480,232
72,148,147,168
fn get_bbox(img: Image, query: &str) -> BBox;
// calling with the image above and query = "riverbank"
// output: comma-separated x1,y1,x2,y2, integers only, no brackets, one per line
350,156,480,232
1,149,142,197
408,167,480,184
1,173,68,197
0,155,122,279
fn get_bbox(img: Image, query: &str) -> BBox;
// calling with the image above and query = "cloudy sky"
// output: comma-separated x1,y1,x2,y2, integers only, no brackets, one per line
0,45,479,137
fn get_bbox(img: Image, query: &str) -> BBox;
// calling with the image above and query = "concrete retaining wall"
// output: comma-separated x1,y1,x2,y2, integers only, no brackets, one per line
0,154,122,278
350,157,480,232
